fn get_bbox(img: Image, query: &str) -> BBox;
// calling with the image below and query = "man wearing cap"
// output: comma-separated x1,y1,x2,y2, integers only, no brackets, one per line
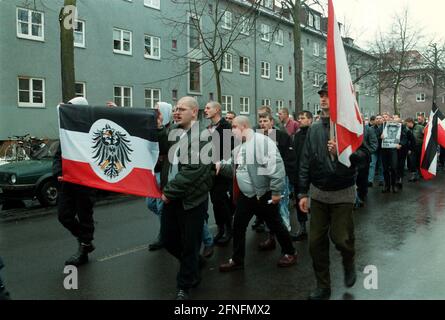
298,82,368,300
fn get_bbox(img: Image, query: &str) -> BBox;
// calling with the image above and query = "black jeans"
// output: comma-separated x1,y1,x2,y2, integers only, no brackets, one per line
381,149,398,188
232,192,295,264
57,182,96,243
397,147,409,180
356,161,370,201
210,176,232,228
162,199,207,290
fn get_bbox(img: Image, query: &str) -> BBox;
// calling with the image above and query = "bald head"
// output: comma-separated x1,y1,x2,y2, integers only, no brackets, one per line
233,116,251,129
178,96,199,110
174,96,200,129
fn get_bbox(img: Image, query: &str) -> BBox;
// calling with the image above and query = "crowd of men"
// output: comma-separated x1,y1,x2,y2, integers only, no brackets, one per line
2,82,443,301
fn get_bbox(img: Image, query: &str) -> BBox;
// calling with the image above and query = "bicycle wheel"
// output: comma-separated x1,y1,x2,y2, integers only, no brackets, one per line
4,145,16,161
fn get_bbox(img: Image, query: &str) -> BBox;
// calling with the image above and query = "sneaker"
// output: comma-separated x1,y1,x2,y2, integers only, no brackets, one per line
308,287,331,300
277,254,297,267
219,259,244,272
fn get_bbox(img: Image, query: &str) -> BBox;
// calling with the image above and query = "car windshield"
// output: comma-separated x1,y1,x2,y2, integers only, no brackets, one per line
32,141,59,160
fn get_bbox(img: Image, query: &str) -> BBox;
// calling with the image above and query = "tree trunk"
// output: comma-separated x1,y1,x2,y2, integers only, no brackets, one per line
292,3,303,115
213,61,222,103
59,0,76,103
393,84,399,115
432,44,438,104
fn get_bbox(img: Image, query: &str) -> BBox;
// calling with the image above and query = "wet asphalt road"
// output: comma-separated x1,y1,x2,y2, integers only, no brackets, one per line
1,172,445,300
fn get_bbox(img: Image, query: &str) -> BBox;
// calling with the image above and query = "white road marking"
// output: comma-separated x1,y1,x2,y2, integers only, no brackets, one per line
97,244,149,262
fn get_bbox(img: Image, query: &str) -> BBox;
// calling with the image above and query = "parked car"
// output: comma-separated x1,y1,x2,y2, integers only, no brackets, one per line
0,140,59,207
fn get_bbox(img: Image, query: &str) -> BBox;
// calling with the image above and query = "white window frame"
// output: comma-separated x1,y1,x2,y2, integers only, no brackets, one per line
144,34,161,60
222,95,233,113
222,11,232,30
144,88,161,109
240,97,250,115
188,14,202,52
276,65,284,81
188,60,202,94
314,15,321,30
222,53,233,72
276,100,284,112
18,77,45,108
240,17,250,35
261,98,271,107
144,0,160,10
308,13,314,27
261,61,270,79
313,73,322,87
275,29,284,46
416,93,426,102
114,86,133,107
74,20,85,48
261,24,270,42
16,7,44,42
75,82,86,98
262,0,273,9
313,42,320,56
113,28,132,55
240,56,250,75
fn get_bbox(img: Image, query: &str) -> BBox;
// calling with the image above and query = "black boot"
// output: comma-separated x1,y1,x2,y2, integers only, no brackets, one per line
213,226,225,244
148,232,163,251
216,223,232,246
65,241,95,266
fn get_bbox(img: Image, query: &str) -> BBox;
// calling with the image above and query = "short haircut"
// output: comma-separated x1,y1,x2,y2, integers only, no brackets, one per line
178,96,199,110
279,108,289,115
258,105,272,114
258,112,273,120
233,116,251,128
298,110,313,119
226,111,236,117
206,101,222,111
405,117,414,123
370,116,376,121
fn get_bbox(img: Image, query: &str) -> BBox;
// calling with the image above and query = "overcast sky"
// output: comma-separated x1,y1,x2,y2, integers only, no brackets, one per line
329,0,444,48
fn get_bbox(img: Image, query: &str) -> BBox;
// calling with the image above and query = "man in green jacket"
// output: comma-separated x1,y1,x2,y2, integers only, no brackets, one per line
160,96,214,301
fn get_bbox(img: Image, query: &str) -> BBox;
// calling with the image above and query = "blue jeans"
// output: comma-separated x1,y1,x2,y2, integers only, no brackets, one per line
279,177,291,231
146,172,163,216
202,221,213,247
368,152,383,183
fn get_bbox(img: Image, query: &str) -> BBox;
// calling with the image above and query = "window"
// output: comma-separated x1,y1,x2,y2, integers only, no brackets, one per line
113,28,132,55
144,0,160,9
313,42,320,56
442,96,445,104
289,64,292,75
222,11,232,30
308,13,314,27
416,74,425,85
209,92,214,101
240,97,250,114
262,0,273,9
114,86,132,107
189,15,201,50
314,15,321,30
275,29,284,46
241,17,250,35
261,61,270,79
276,100,284,112
75,82,86,98
144,35,161,60
240,56,250,75
416,112,425,118
145,88,161,108
172,39,177,50
17,8,44,41
262,99,271,106
18,77,45,107
416,93,426,102
172,89,178,103
222,53,232,72
261,24,270,42
313,73,322,87
74,20,85,48
189,60,201,94
222,95,233,113
323,45,327,58
276,65,284,81
314,103,321,114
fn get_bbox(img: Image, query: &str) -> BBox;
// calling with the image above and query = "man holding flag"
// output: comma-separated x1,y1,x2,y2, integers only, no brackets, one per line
297,0,368,300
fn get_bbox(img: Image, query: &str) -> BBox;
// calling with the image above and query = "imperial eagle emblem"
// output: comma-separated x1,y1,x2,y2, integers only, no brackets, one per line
92,124,133,179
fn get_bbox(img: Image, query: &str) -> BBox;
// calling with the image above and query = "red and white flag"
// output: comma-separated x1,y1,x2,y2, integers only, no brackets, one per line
327,0,364,167
58,104,161,198
420,103,445,180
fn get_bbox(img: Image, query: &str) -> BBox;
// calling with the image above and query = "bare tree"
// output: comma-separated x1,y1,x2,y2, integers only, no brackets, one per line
374,8,423,115
422,42,445,103
59,0,76,103
159,0,261,103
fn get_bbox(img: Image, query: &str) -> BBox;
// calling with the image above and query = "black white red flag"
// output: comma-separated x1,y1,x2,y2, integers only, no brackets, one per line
420,103,445,180
58,104,161,198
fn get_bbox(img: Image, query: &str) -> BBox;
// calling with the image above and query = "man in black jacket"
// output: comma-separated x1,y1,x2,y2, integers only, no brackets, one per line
204,101,234,246
53,97,96,267
298,83,367,300
291,111,313,241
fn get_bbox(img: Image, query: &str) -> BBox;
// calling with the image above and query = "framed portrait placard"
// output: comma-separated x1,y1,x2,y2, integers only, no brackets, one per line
382,122,402,149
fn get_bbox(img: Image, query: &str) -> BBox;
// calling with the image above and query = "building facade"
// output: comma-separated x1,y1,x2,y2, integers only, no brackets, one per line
0,0,378,140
